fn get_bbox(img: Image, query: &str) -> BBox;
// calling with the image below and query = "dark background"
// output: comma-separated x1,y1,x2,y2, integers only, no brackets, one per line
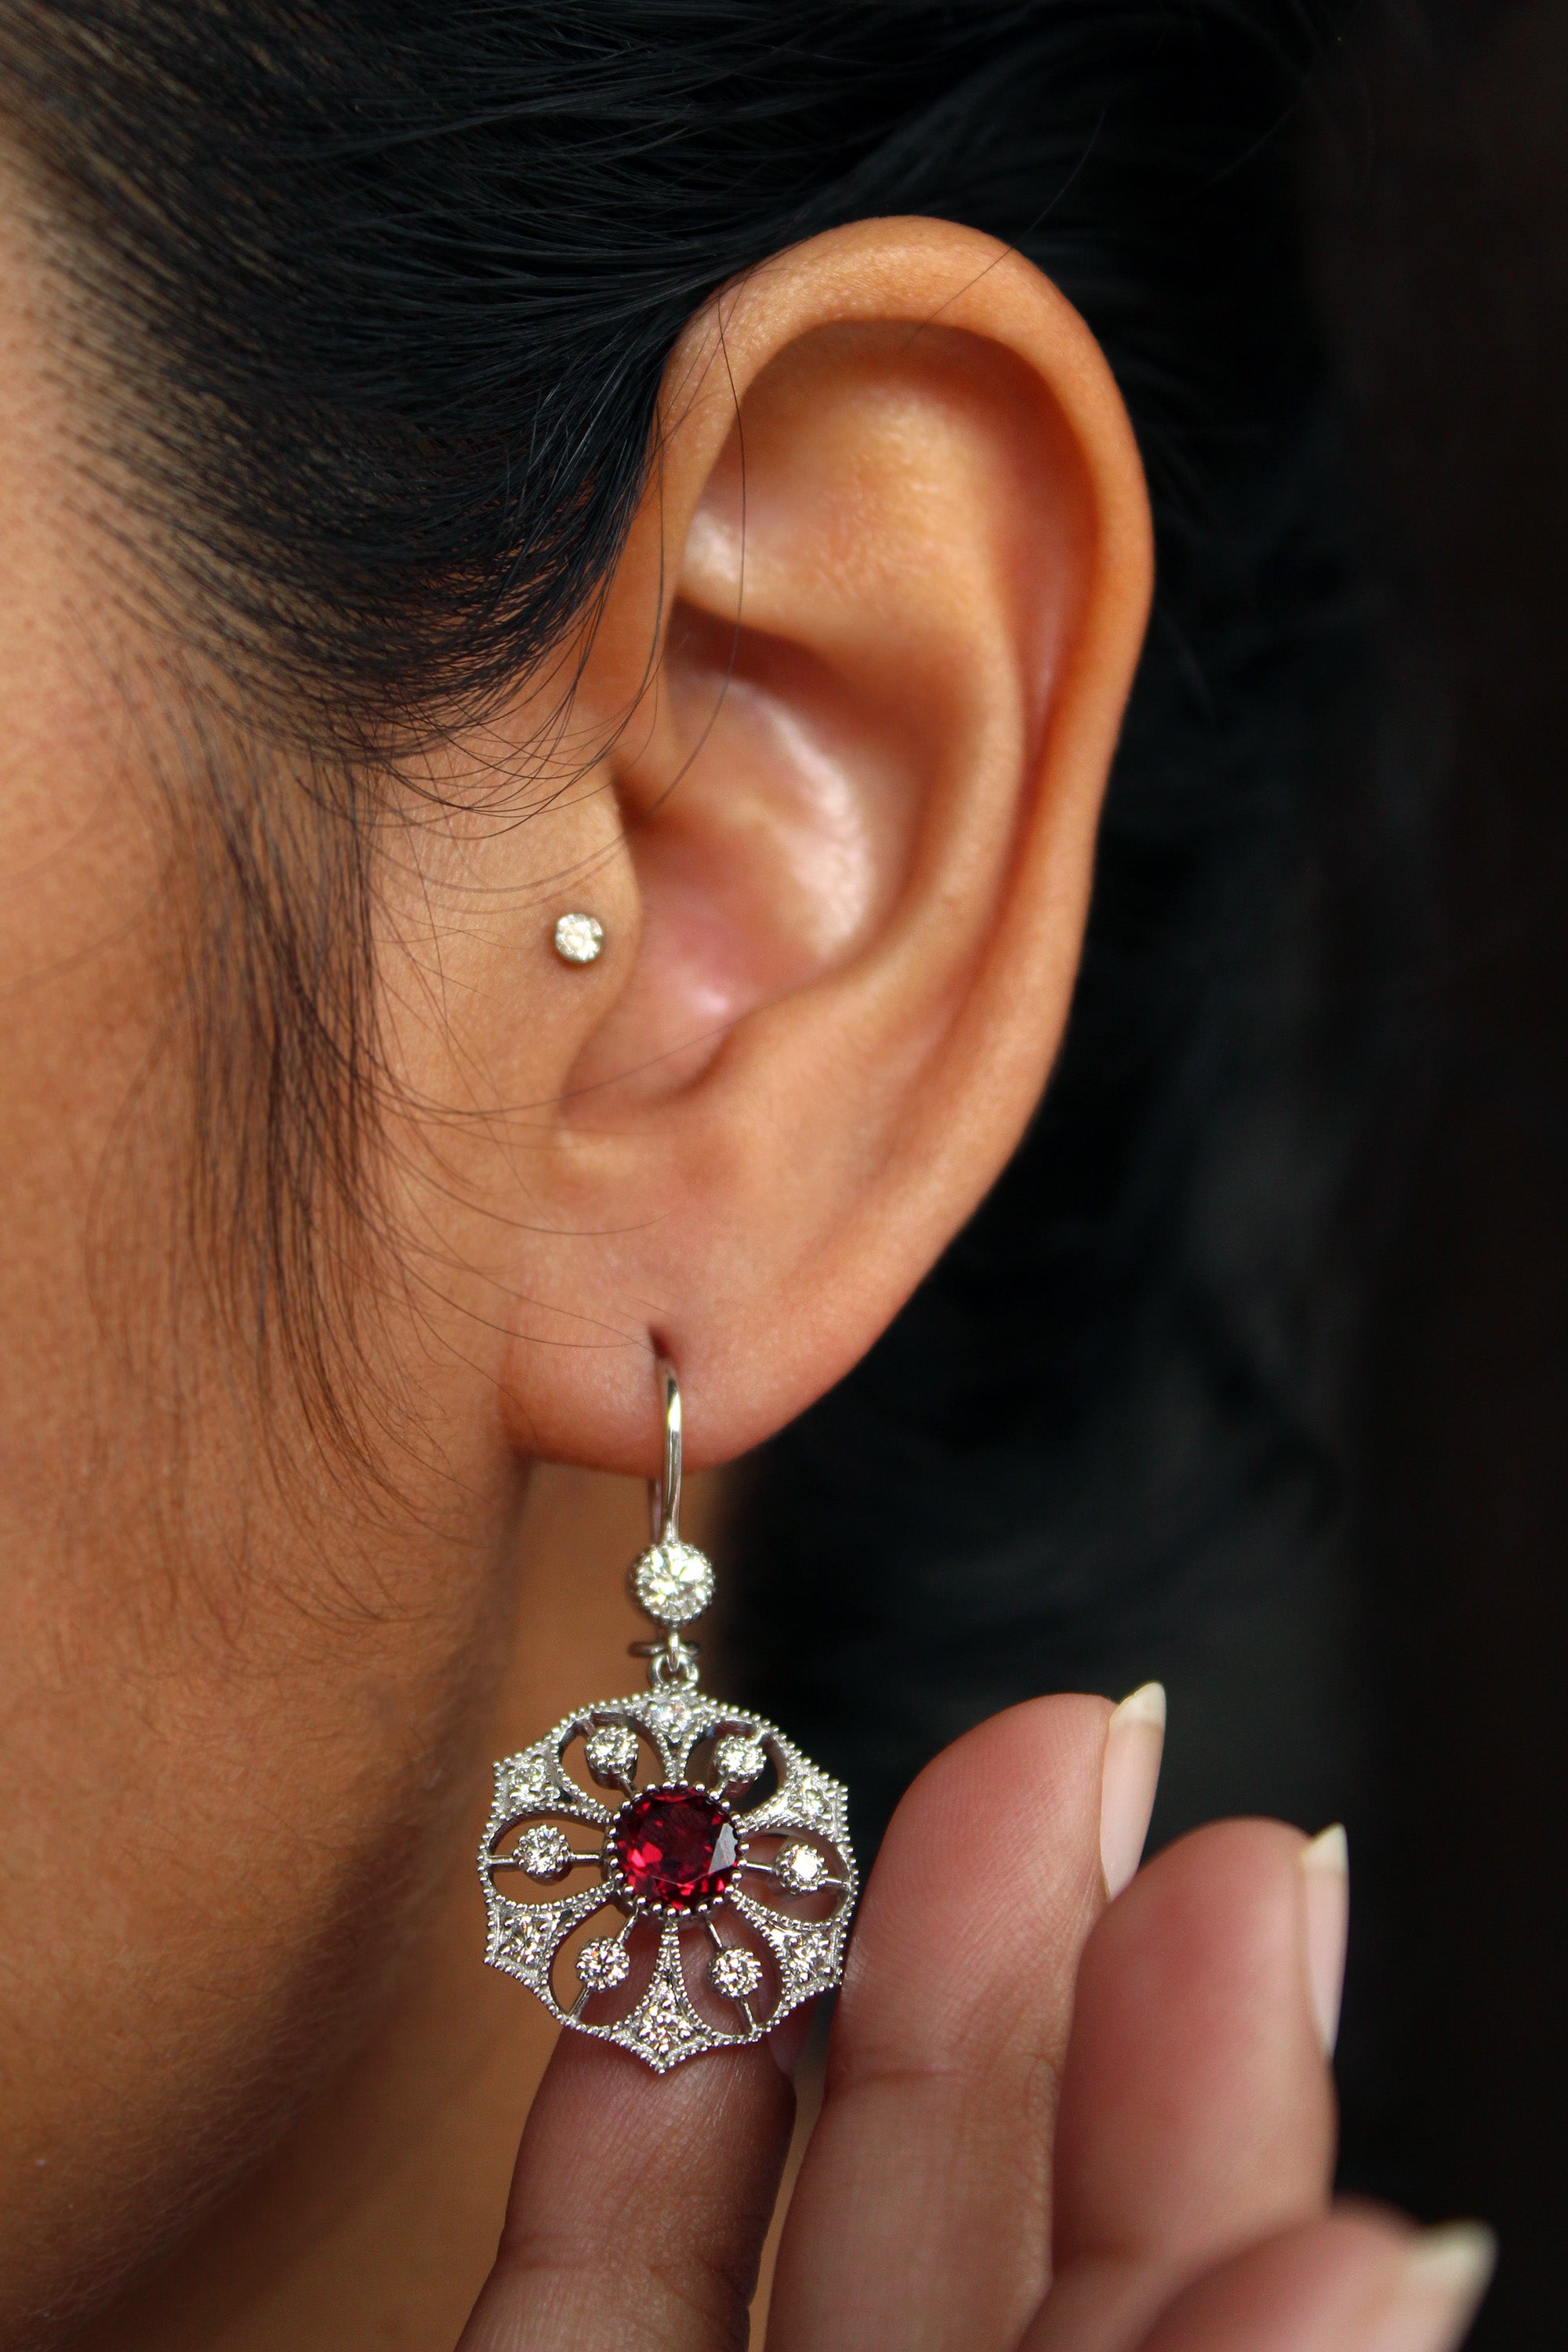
1316,1,1568,2338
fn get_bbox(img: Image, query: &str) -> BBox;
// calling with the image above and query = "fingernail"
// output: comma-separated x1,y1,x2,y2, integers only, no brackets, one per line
1300,1824,1350,2058
1372,2223,1497,2351
1099,1682,1166,1899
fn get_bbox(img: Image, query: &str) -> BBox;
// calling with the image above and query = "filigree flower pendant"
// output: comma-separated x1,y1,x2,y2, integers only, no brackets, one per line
478,1374,857,2071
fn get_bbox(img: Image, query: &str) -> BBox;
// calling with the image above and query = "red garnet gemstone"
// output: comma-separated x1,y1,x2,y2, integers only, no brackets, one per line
613,1787,739,1911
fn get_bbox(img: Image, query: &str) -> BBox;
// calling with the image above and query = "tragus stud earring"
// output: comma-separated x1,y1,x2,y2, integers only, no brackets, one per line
553,910,604,965
478,1356,858,2071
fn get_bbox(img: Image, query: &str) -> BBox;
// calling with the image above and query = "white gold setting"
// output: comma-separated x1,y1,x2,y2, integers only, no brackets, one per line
479,1358,858,2071
480,1690,855,2069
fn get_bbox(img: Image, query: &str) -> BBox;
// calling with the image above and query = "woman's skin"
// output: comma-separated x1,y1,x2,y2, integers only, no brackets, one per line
0,184,1490,2350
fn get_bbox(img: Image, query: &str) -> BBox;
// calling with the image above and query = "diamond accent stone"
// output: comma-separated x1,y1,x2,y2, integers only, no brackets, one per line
575,1936,631,1993
489,1885,607,1989
514,1824,573,1881
772,1841,829,1893
630,1540,716,1628
713,1733,768,1789
502,1915,555,1973
584,1724,641,1787
496,1904,556,1973
553,911,604,964
709,1943,764,2000
644,1696,692,1744
778,1926,836,1998
504,1760,550,1810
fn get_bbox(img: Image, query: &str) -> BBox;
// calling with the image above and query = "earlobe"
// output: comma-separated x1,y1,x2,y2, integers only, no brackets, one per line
492,217,1152,1475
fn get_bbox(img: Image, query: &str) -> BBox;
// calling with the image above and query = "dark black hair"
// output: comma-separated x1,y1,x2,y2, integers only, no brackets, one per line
0,1,1324,741
0,5,1402,1884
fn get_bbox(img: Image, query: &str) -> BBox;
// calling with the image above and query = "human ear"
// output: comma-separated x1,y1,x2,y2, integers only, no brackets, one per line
410,217,1151,1475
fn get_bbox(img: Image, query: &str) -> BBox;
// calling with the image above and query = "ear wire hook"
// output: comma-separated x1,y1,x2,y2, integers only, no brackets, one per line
650,1354,682,1544
636,1355,704,1690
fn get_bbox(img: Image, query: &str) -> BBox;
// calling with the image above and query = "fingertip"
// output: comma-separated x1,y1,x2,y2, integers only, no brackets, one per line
1127,2211,1415,2351
850,1689,1113,1984
1054,1817,1338,2270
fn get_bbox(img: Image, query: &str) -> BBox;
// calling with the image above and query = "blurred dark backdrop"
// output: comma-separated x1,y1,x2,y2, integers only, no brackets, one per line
1316,1,1568,2339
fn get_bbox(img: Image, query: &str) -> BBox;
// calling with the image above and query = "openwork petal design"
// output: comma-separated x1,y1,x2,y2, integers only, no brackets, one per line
493,1744,612,1831
739,1758,851,1848
479,1691,857,2071
728,1883,851,2009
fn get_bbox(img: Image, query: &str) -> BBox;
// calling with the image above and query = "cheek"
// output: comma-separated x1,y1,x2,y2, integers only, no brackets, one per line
0,655,525,2325
0,201,536,2325
0,1161,524,2336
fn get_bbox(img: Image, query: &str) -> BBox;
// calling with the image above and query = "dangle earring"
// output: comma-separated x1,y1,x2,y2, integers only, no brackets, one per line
478,1359,858,2071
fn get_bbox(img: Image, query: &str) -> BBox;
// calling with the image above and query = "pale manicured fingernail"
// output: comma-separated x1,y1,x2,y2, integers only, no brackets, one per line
1371,2223,1497,2351
1099,1682,1166,1898
1300,1824,1350,2057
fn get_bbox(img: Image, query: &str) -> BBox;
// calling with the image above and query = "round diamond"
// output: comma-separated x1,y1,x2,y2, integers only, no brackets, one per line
613,1787,738,1911
713,1733,768,1790
629,1540,716,1628
709,1944,763,2001
584,1724,641,1787
553,911,604,965
575,1936,631,1993
514,1824,573,1881
772,1841,829,1893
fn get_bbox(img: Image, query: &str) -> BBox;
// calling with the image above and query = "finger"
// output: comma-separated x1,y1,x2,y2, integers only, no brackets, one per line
766,1693,1116,2352
1133,2211,1495,2352
1023,1818,1344,2352
458,2027,798,2352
